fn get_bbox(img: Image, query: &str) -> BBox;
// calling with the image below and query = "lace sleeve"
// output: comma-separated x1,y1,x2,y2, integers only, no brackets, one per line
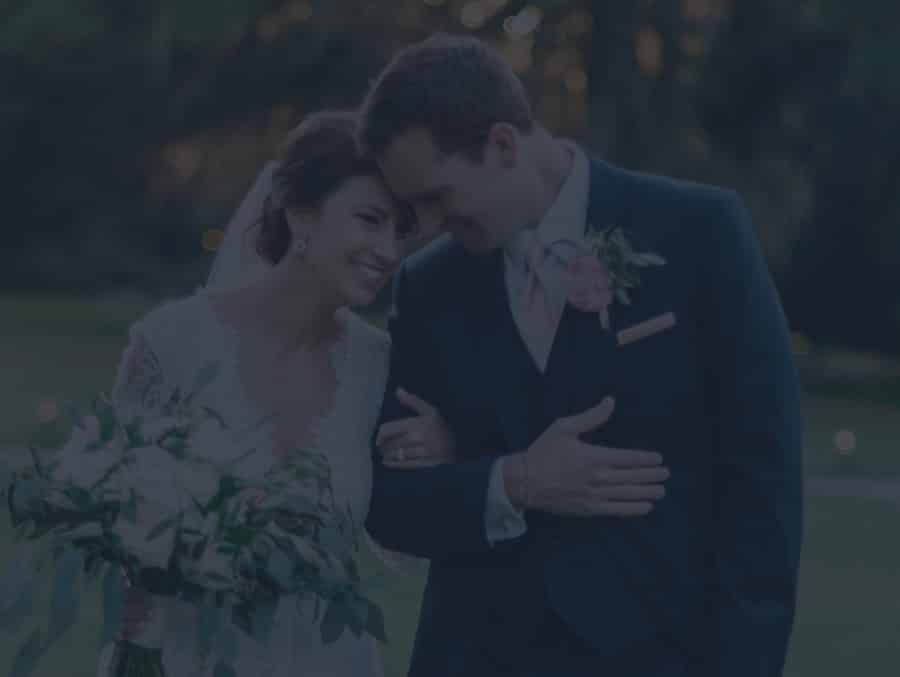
355,319,427,572
111,332,167,418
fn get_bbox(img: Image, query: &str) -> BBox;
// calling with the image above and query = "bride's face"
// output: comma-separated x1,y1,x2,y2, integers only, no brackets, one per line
287,175,404,308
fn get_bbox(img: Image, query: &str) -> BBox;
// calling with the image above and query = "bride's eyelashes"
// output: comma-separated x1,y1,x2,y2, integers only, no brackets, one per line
356,211,381,226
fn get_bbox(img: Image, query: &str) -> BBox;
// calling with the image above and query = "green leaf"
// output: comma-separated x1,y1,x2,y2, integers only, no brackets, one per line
100,565,125,646
206,477,241,514
365,599,388,643
0,555,34,632
83,552,105,586
9,628,44,677
146,514,179,542
123,419,145,448
63,486,93,510
203,572,232,586
160,437,188,459
247,599,277,644
196,594,221,656
344,594,369,637
213,662,237,677
344,557,360,583
320,599,347,644
265,548,294,589
46,547,83,646
202,406,229,430
93,396,118,444
120,489,138,524
222,525,256,546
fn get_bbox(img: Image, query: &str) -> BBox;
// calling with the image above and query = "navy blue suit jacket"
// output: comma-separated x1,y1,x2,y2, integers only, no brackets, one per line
366,158,803,676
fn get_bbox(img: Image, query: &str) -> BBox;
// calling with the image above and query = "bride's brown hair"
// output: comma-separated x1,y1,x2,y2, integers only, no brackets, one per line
256,110,407,264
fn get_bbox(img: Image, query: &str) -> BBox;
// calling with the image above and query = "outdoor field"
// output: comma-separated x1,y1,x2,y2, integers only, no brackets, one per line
1,294,897,677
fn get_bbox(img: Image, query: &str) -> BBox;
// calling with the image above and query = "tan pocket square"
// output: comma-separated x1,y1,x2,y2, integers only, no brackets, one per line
617,312,677,347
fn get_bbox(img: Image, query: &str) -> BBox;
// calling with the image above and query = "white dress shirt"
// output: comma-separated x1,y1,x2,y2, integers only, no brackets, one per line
484,141,591,544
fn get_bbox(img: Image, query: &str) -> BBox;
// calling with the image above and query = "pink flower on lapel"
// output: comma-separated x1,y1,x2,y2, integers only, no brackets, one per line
567,254,614,322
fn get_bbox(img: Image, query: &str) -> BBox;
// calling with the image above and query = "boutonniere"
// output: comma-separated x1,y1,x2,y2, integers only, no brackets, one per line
563,225,666,330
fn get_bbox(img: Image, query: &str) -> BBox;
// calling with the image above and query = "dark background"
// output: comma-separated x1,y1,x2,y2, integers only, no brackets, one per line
2,0,899,354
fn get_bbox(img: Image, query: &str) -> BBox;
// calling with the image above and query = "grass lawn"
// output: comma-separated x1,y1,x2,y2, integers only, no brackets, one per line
1,293,898,676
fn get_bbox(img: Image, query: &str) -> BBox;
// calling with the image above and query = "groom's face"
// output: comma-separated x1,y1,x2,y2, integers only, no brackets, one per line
378,127,522,255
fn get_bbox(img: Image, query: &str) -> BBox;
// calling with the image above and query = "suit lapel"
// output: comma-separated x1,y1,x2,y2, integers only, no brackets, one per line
542,158,627,423
467,158,631,450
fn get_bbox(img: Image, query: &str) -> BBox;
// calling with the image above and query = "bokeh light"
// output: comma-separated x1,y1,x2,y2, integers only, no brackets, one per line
791,332,812,356
37,399,59,424
164,143,202,182
834,429,857,455
503,6,543,38
636,28,664,78
256,15,281,42
498,36,534,73
564,68,588,93
461,2,488,30
284,1,314,22
202,228,225,252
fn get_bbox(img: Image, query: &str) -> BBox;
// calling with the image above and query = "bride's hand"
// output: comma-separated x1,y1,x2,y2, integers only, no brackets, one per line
376,389,456,468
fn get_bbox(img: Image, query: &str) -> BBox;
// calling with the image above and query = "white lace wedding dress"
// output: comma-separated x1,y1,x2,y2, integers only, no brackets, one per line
100,290,390,677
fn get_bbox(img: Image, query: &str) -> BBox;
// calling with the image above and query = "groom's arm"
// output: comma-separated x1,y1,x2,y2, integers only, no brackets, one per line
366,264,500,560
703,192,803,676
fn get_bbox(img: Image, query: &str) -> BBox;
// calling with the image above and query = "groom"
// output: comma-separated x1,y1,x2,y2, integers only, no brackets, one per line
361,34,803,677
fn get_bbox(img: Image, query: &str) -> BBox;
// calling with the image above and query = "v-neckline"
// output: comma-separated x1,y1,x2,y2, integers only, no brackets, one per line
196,289,352,457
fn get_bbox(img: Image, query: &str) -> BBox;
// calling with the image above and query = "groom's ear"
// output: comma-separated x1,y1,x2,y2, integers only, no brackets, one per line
486,122,519,169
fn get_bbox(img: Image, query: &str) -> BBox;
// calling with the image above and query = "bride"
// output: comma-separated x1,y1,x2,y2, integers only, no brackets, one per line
105,110,436,677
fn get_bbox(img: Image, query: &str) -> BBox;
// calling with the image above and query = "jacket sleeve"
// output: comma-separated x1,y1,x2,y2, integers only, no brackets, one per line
703,193,804,676
366,263,498,560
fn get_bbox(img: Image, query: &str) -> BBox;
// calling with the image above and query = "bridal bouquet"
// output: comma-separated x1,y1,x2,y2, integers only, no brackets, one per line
0,364,384,677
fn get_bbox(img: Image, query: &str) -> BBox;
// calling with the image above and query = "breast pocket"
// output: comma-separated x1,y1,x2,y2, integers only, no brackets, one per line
604,310,704,440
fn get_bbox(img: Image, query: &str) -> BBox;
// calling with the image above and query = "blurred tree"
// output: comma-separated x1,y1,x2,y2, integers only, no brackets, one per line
0,0,897,351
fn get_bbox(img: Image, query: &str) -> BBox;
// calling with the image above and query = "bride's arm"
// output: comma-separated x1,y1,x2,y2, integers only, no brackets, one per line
111,332,167,417
374,392,527,550
365,265,507,561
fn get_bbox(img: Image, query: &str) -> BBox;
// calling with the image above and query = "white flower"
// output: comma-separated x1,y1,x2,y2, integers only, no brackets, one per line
113,495,179,570
187,419,242,465
230,446,277,484
107,446,185,569
179,510,218,547
139,417,184,445
52,430,121,490
60,522,104,542
82,416,102,444
0,445,38,475
176,461,221,507
181,543,237,590
121,446,186,514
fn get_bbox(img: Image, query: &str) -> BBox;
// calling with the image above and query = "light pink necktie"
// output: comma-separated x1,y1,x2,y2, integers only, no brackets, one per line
517,233,556,367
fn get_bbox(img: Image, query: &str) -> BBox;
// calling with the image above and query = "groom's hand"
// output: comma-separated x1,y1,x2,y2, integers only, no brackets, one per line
504,397,669,516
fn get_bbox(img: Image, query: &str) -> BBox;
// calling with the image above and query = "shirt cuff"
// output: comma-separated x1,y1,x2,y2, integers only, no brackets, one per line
485,457,528,546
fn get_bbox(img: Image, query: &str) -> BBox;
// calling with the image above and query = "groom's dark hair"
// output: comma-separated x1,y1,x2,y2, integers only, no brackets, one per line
358,33,535,161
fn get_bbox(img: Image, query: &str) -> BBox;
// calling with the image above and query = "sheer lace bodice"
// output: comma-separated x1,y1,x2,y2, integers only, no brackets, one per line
107,291,390,677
